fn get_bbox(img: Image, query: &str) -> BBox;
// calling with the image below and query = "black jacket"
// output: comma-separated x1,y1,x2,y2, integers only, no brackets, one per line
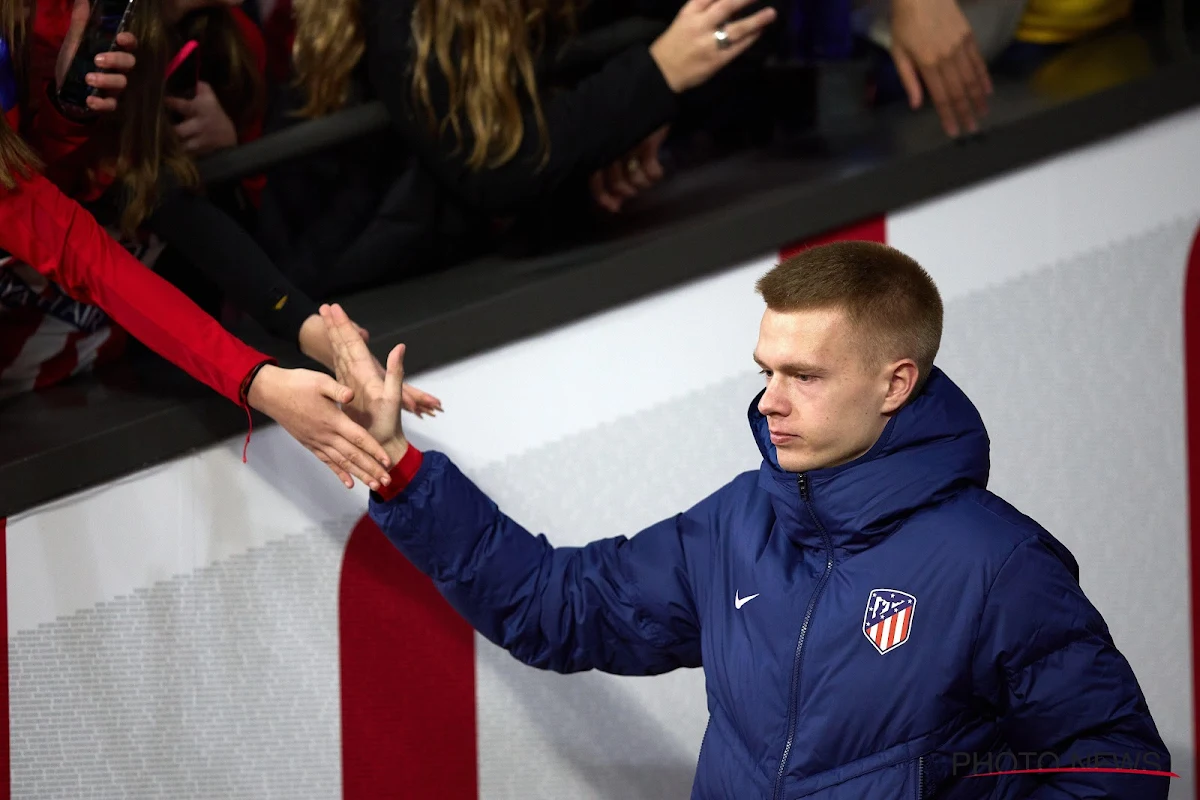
256,1,680,298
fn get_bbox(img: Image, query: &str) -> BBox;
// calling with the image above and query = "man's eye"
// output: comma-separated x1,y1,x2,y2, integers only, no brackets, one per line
797,374,812,382
759,368,771,378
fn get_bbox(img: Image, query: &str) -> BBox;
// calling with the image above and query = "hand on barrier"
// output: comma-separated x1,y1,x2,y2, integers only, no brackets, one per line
888,0,992,138
591,125,670,214
244,363,394,491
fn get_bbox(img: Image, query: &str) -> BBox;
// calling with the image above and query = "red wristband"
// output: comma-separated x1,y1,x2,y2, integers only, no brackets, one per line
375,444,424,502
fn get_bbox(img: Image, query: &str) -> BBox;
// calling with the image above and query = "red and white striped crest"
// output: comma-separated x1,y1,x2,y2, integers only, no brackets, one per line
862,589,917,655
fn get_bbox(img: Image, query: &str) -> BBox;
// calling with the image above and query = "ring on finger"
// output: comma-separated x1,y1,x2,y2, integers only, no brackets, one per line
626,157,642,174
713,26,732,50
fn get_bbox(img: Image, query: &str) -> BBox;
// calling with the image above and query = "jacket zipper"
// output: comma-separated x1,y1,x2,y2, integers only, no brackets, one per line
771,473,835,800
918,755,926,799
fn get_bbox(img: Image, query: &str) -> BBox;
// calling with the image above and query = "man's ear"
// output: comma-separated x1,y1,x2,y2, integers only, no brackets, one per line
881,360,919,414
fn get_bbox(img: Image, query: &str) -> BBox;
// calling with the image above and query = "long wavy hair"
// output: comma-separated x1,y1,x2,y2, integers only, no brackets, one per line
293,0,577,170
0,0,41,189
110,0,198,237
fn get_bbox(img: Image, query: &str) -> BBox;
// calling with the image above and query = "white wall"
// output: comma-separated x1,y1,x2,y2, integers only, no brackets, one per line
8,104,1200,799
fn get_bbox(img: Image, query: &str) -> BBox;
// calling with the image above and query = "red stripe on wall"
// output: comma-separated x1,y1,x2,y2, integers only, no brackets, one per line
1184,220,1200,800
339,514,477,799
779,217,887,259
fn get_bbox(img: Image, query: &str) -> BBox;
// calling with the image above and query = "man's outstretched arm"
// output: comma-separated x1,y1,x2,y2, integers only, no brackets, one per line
322,304,711,676
371,449,709,674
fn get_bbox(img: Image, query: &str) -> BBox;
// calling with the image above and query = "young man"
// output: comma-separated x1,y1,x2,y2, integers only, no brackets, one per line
321,241,1169,799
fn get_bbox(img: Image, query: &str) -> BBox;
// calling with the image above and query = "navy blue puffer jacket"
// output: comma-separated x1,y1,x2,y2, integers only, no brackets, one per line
371,369,1170,799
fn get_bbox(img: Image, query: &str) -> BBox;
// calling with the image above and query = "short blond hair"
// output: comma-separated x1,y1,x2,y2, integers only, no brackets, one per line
756,241,943,389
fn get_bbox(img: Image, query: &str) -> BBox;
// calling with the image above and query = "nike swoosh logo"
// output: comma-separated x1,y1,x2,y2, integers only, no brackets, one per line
735,591,760,610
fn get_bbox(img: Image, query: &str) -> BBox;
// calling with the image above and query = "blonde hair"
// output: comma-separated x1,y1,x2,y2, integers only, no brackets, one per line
293,0,575,170
0,0,41,190
756,241,944,388
111,0,198,237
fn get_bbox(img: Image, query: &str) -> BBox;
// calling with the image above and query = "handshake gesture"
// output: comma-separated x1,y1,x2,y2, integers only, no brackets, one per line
318,303,414,475
253,306,431,493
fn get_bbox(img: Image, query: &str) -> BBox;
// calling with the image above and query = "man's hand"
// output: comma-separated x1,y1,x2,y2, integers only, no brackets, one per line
889,0,992,137
55,0,138,114
320,303,411,465
303,311,443,418
164,81,238,156
590,125,670,214
245,363,393,491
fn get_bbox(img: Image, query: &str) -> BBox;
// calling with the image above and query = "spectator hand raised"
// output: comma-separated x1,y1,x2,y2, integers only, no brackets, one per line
889,0,993,137
650,0,776,93
591,125,670,213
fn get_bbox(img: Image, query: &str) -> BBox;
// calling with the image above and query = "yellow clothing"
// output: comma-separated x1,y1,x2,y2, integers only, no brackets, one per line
1017,0,1133,43
1029,31,1154,99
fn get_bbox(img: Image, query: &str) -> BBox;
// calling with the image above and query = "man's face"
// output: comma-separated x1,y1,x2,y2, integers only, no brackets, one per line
754,307,899,474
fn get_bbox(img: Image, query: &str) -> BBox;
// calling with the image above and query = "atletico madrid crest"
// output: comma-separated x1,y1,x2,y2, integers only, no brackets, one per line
862,589,916,655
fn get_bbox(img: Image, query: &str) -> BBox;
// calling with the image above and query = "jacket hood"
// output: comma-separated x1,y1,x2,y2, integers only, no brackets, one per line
749,368,991,554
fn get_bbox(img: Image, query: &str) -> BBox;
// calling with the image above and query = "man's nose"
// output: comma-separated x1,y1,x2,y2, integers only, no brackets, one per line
758,380,787,416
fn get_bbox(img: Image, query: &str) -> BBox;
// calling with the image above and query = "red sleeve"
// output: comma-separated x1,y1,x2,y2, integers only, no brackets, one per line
231,9,268,106
374,445,424,502
0,171,272,404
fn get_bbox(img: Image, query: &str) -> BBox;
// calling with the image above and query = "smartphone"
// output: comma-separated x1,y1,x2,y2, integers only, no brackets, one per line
165,40,199,98
165,39,199,122
55,0,138,118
